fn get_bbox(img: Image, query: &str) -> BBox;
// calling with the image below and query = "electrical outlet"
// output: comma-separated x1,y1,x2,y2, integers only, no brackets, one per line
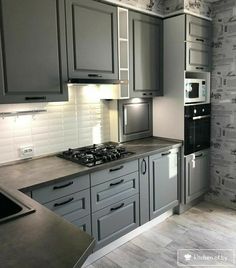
19,145,34,159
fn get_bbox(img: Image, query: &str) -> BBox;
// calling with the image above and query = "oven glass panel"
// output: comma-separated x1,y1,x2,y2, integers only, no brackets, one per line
185,117,210,155
189,83,199,98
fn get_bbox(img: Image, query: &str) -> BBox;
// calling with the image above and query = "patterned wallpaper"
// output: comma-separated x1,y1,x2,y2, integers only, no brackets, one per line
105,0,212,18
205,0,236,209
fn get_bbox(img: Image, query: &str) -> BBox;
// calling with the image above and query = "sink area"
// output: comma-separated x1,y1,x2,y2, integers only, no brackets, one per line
0,189,35,224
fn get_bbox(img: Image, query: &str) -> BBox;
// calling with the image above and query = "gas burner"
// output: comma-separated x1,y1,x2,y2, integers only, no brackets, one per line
58,142,134,167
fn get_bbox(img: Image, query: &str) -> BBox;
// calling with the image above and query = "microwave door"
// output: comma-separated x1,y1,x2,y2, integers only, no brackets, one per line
123,103,149,135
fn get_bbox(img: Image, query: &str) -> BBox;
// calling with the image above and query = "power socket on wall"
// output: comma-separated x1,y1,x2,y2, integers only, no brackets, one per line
19,145,34,159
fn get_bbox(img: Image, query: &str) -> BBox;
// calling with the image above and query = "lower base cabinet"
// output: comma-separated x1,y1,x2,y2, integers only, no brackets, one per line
185,149,210,203
92,195,139,250
149,148,179,219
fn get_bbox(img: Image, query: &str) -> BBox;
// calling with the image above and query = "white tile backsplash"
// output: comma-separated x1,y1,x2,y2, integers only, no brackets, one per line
0,86,111,164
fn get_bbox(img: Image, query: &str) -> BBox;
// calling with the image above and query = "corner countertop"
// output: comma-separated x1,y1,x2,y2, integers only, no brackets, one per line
0,136,182,192
0,136,182,268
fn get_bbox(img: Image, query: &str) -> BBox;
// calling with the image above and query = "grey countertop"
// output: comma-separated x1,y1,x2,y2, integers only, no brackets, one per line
0,136,182,192
0,136,182,268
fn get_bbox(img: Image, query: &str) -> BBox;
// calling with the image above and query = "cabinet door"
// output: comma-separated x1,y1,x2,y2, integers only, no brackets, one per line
0,0,68,104
186,42,211,72
185,150,210,203
129,11,163,97
149,149,179,219
92,195,139,250
186,15,212,45
66,0,118,80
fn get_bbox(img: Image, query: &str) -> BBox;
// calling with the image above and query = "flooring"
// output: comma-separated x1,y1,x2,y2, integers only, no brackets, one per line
86,202,236,268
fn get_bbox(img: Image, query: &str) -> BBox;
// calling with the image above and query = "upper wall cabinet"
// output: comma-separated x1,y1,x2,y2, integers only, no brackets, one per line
66,0,119,81
129,11,163,98
186,15,212,45
0,0,68,104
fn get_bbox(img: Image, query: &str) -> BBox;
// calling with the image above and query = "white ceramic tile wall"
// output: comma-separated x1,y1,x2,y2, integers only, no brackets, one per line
0,86,110,164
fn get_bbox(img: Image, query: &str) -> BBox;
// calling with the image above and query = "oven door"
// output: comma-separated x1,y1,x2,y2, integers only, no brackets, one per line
185,115,211,155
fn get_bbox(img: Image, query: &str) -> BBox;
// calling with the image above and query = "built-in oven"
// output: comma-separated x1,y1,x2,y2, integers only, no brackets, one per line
184,104,211,155
118,98,153,142
185,78,207,104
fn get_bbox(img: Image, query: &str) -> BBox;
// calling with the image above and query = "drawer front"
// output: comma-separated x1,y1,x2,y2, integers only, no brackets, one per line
32,174,89,204
186,42,211,72
186,15,212,45
44,189,90,219
69,215,91,235
91,160,138,186
91,172,139,212
92,195,139,250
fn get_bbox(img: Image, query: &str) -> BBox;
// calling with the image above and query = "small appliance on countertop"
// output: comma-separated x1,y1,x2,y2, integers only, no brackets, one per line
58,143,135,167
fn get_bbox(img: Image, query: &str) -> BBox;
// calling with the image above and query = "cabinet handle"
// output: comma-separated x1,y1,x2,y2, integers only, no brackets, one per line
161,151,171,156
88,74,102,78
110,203,124,212
195,153,203,158
53,181,73,190
141,159,147,175
196,38,204,42
25,96,46,101
110,179,124,187
109,165,124,172
54,197,74,207
196,67,204,70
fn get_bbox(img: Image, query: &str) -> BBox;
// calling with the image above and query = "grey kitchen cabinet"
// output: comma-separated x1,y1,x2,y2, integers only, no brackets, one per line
66,0,118,80
32,174,89,204
90,160,138,186
149,148,179,219
185,149,210,203
186,15,212,45
186,42,211,72
0,0,68,104
139,157,150,225
31,175,91,235
129,11,163,97
66,215,91,235
44,189,90,219
92,195,139,250
91,172,139,212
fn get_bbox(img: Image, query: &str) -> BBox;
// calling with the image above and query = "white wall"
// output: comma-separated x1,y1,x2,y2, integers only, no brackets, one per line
0,86,110,164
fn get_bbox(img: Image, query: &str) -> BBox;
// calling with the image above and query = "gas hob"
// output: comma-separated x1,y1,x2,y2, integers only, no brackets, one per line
58,143,134,167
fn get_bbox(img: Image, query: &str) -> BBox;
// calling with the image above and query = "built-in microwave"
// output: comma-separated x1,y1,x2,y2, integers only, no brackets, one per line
185,79,207,104
118,98,153,142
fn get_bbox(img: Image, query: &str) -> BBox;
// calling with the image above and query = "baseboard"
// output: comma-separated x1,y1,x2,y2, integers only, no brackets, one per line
82,209,174,267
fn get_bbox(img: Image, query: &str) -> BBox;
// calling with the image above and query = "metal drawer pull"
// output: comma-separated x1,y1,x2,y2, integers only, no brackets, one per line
88,74,102,78
53,181,73,190
196,38,204,42
141,159,147,175
109,165,124,172
196,67,204,70
25,96,46,101
110,179,124,187
54,197,74,207
195,153,203,158
161,152,171,156
110,203,124,212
